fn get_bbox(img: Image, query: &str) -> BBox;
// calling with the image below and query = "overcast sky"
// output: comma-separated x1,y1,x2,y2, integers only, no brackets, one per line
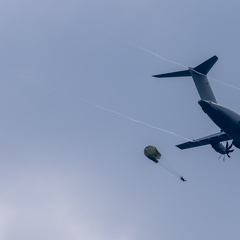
1,0,240,239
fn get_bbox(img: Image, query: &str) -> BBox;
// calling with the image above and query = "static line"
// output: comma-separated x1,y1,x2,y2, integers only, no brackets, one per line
76,97,191,141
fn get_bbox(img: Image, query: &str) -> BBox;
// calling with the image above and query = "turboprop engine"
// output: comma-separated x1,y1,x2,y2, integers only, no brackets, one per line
211,141,234,159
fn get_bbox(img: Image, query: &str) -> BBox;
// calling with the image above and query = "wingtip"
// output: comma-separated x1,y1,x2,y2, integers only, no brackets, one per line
212,55,218,61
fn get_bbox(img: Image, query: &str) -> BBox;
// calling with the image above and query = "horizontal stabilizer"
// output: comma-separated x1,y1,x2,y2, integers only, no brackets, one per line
176,131,232,150
194,55,218,75
153,70,191,78
152,55,218,102
153,55,218,78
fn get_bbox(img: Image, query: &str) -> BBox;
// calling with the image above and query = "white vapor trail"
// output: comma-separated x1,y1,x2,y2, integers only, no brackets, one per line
98,25,240,91
76,97,191,141
0,65,190,141
127,41,187,68
209,76,240,91
127,40,240,91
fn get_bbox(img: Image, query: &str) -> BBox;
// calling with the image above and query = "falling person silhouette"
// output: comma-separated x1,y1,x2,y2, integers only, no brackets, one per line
180,176,186,182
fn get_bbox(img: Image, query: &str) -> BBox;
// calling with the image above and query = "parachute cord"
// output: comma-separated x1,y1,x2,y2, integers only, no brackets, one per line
158,161,182,179
162,160,182,177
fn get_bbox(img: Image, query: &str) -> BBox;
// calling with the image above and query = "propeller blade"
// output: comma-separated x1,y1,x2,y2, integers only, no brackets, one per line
225,141,234,159
217,141,234,160
227,143,233,150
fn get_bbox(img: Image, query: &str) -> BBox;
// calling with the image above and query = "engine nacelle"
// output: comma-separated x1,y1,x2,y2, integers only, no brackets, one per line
211,142,226,154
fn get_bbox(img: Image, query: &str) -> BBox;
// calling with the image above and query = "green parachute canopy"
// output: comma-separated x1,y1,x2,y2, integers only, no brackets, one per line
143,145,186,181
144,145,161,163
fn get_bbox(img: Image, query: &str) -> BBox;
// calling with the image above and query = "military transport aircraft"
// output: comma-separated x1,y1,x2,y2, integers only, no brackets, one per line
153,56,240,159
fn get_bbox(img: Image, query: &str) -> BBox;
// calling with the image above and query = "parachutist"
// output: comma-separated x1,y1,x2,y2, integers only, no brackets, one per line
144,145,185,181
180,176,186,182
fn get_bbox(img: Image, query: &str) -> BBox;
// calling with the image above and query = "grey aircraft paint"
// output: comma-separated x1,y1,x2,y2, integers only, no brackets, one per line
153,55,218,103
153,56,240,157
198,100,240,147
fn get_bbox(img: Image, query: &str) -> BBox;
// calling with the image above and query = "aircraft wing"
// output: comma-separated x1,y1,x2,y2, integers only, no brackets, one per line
176,131,232,150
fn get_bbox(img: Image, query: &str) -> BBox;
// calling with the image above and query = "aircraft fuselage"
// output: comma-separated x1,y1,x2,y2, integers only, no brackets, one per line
154,56,240,155
198,100,240,148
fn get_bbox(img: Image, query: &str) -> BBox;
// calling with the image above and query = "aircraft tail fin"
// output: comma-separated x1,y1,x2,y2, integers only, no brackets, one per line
153,56,218,103
194,55,218,75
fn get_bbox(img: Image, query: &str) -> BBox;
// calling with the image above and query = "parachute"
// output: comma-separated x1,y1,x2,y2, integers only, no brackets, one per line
144,145,161,163
144,145,186,182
